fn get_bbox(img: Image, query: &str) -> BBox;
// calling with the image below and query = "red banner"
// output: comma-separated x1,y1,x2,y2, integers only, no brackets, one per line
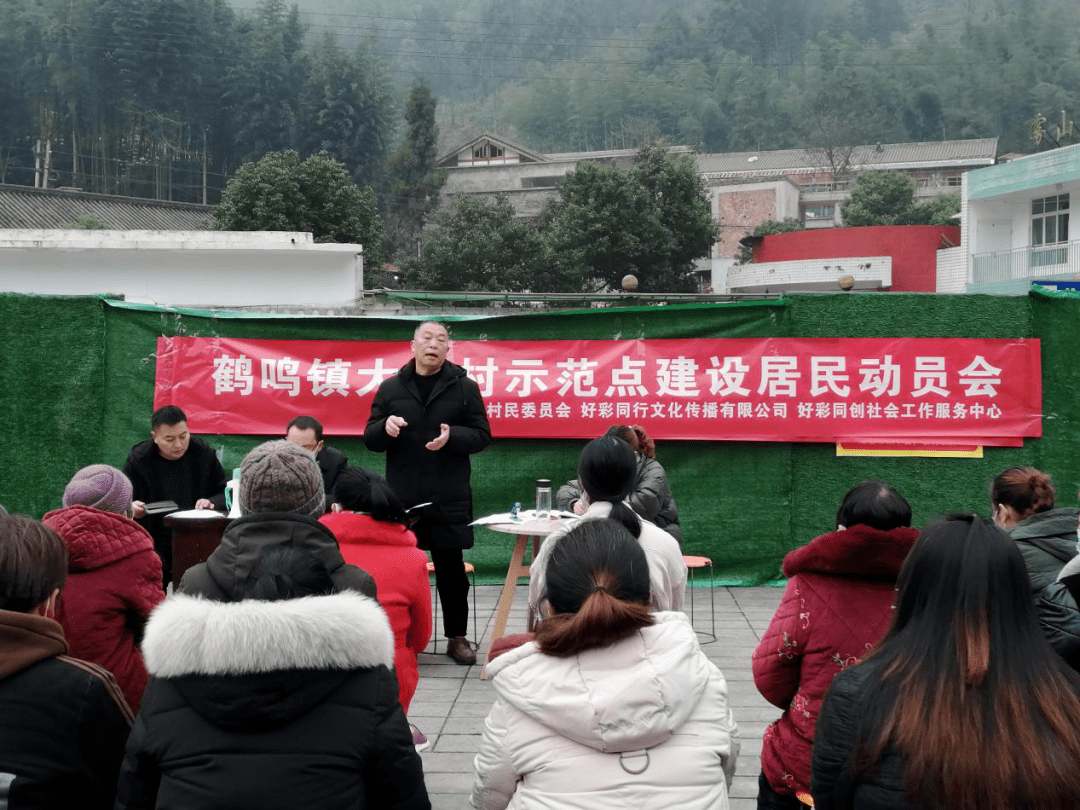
153,336,1042,443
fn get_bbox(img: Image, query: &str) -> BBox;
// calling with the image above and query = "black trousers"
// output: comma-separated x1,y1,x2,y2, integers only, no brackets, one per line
757,772,805,810
429,547,470,638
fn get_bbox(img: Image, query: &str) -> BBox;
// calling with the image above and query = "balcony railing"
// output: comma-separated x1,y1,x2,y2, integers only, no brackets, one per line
971,241,1079,283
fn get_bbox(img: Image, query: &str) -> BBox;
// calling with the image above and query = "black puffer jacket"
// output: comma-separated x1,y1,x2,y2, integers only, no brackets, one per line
1010,507,1080,592
1036,572,1080,671
363,360,491,550
178,512,376,599
811,658,913,810
114,591,429,810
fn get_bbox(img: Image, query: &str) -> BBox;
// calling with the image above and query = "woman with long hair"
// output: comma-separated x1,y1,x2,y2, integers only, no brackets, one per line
473,519,739,810
529,435,685,623
811,513,1080,810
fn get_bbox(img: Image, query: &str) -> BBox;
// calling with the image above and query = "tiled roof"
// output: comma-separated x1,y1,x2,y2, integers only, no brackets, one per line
546,145,696,162
695,138,999,177
0,184,214,229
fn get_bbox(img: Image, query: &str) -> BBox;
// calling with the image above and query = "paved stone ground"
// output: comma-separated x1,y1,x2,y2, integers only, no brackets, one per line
412,583,784,810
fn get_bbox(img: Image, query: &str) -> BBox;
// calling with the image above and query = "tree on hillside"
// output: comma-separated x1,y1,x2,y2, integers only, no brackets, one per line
402,195,552,292
382,78,445,261
222,0,306,168
214,151,383,266
841,172,959,227
541,144,717,292
296,34,397,188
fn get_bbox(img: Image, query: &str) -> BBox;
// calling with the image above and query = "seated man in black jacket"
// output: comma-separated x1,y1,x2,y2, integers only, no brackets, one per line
122,405,227,587
286,415,348,509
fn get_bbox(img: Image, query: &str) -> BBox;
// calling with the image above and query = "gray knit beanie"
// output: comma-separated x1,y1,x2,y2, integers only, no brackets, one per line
239,440,325,517
63,464,134,515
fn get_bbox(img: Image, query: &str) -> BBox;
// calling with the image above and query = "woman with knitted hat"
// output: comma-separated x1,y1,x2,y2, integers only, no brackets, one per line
178,440,376,600
42,464,165,712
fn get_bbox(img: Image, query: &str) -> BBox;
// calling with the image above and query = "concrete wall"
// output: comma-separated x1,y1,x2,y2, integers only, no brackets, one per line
0,230,364,308
728,256,891,293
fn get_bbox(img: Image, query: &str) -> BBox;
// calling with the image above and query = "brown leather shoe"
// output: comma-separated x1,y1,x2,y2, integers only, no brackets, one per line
446,636,476,665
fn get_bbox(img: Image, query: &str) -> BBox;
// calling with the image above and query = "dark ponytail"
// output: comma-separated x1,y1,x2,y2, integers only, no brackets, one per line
535,519,653,657
577,435,641,537
333,467,408,524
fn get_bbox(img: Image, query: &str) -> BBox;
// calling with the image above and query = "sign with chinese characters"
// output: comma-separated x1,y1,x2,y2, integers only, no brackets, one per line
153,336,1042,443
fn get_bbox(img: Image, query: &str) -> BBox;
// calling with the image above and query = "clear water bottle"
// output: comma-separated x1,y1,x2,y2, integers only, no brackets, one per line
535,478,552,520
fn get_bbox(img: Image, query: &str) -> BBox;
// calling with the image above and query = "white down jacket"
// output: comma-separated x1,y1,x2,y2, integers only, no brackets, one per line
527,501,687,623
471,612,740,810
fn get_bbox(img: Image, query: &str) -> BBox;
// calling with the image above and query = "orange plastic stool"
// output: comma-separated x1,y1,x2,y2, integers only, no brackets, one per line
682,555,716,642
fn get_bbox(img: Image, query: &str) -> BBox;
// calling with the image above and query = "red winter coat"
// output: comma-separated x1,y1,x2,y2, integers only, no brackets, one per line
42,505,165,712
752,524,918,798
319,512,432,713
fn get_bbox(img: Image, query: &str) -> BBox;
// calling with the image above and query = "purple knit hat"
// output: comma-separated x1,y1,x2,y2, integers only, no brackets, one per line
62,465,134,515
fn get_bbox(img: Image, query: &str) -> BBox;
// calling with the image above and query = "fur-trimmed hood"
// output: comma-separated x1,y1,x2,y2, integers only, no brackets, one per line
141,591,395,731
144,591,393,677
782,524,919,580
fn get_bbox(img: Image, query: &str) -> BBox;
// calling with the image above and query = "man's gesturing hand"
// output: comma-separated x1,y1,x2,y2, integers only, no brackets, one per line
385,415,408,437
425,423,450,451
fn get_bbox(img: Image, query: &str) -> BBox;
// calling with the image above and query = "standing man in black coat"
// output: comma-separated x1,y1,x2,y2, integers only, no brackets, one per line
364,321,491,665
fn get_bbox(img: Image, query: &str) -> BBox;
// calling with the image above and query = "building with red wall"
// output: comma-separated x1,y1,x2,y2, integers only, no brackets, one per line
733,225,960,293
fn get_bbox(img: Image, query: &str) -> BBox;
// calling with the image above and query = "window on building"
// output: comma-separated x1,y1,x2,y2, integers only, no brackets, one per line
804,205,835,221
946,175,962,187
1032,194,1069,245
1031,193,1070,267
472,143,504,159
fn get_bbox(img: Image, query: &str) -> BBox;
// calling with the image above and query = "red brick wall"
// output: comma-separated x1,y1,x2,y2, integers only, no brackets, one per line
716,188,778,258
753,225,961,292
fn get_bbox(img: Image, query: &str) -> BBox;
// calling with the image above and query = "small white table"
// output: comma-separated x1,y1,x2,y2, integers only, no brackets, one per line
480,516,574,678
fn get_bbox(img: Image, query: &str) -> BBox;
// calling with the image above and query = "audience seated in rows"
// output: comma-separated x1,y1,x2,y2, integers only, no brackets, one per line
811,513,1080,810
557,424,681,543
115,547,430,810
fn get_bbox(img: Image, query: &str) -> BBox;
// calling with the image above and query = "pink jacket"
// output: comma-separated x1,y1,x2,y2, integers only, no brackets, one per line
319,512,431,712
752,524,918,797
42,504,164,712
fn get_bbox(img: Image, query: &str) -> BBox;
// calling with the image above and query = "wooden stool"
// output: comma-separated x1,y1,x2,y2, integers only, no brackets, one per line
683,555,716,642
427,560,478,653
